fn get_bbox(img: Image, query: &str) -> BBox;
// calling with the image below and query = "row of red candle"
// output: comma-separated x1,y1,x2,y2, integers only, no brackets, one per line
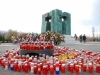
20,41,54,50
0,58,100,74
20,44,53,50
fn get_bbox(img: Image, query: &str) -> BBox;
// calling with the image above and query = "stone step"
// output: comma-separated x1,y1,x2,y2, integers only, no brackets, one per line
61,35,80,44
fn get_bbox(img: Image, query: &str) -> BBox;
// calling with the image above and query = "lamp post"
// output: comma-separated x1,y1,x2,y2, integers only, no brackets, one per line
92,27,95,41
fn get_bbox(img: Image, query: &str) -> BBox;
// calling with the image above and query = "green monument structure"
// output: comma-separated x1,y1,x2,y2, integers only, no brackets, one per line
41,9,71,35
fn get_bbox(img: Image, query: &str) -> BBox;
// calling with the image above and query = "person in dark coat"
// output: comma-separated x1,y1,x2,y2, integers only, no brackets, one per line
83,34,86,43
79,34,82,43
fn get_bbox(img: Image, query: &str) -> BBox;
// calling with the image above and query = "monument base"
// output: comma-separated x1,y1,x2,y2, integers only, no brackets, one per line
60,35,79,45
19,49,54,56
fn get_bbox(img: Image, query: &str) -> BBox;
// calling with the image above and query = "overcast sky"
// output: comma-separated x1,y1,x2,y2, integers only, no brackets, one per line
0,0,100,37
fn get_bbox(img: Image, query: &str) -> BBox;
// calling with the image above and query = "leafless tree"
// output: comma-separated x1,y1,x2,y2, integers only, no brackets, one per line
92,26,95,41
4,29,18,40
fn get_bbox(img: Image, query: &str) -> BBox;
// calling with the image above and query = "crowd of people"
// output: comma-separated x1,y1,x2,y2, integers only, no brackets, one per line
74,34,87,43
79,34,87,43
11,31,64,45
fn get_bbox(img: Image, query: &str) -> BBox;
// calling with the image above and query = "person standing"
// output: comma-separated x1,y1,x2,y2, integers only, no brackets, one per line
74,34,77,40
11,34,15,43
79,34,82,43
83,34,86,43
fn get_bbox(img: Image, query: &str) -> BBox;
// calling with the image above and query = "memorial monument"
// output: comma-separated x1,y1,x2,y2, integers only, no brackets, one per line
41,9,78,44
41,9,71,35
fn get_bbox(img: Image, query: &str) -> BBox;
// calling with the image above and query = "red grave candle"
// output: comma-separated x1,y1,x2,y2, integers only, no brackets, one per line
70,63,74,73
74,61,77,69
38,64,41,70
24,64,28,73
13,62,18,71
75,65,79,74
82,64,87,72
50,65,54,75
96,64,100,73
88,63,93,74
43,65,47,75
32,45,35,50
17,64,21,72
30,44,32,50
37,68,41,75
22,63,25,71
34,65,37,74
61,64,66,74
40,63,43,70
67,62,71,71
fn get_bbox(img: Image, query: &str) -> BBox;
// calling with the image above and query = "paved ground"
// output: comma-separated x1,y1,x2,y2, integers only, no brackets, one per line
0,42,100,75
61,42,100,52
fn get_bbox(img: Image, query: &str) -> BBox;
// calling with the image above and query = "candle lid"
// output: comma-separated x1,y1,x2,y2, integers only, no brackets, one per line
50,65,53,67
88,63,92,65
76,65,79,67
56,67,59,71
70,63,74,66
83,64,86,66
43,65,46,68
29,57,32,60
40,63,42,65
62,64,66,66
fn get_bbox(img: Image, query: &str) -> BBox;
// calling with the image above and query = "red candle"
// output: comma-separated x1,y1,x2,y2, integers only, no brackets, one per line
70,63,74,73
20,44,22,49
30,44,32,50
22,42,25,50
88,63,93,74
37,68,41,75
22,62,25,71
26,43,29,50
38,64,41,70
2,59,6,68
43,65,47,75
27,62,31,70
17,64,21,72
50,65,54,75
82,64,87,72
61,64,66,73
24,43,27,50
40,63,43,70
67,62,71,71
13,62,18,71
96,64,100,73
34,65,37,74
32,45,35,50
28,44,30,50
74,61,77,69
46,64,49,72
37,45,40,50
24,64,28,73
75,65,79,74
